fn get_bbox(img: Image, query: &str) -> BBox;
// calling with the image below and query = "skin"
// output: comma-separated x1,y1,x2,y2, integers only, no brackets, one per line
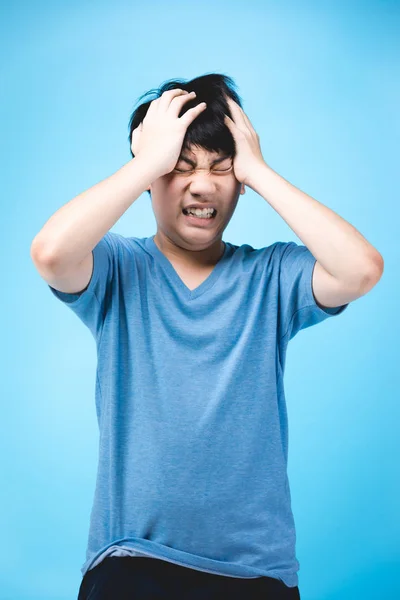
147,144,246,269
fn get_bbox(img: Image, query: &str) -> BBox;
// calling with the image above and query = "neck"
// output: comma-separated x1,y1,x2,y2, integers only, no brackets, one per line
153,232,225,267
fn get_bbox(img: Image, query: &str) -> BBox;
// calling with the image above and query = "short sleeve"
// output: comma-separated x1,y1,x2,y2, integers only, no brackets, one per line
48,232,118,341
278,241,349,341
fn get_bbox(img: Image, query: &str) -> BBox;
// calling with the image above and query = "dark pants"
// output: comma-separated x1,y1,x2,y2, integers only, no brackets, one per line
77,556,301,599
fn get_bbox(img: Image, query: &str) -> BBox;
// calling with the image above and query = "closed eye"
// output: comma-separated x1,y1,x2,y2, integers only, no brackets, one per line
174,166,233,173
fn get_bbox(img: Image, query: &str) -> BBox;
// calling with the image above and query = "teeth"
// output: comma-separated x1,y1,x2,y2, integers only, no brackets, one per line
184,207,215,217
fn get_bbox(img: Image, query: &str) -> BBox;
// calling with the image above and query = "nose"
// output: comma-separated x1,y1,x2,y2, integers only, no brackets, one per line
187,170,218,195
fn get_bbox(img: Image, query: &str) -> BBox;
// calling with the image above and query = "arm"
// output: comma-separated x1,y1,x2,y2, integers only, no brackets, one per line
223,96,384,306
246,163,384,304
30,157,155,271
31,88,206,272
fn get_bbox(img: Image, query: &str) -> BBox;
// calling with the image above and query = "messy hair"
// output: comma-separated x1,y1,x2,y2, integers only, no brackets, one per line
127,73,243,196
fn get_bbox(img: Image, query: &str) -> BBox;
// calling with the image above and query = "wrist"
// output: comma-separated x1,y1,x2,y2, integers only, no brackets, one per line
130,156,162,188
244,161,271,191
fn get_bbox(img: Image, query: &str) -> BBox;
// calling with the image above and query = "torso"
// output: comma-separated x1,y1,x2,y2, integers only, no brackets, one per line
153,237,225,292
170,264,216,291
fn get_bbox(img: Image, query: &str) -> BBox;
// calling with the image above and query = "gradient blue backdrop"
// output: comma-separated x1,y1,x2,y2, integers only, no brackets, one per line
1,1,398,599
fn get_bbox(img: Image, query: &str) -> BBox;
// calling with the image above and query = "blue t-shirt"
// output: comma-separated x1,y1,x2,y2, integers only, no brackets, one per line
48,233,349,587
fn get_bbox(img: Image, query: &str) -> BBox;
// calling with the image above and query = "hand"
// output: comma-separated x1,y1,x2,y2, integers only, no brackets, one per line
223,96,267,186
130,89,207,178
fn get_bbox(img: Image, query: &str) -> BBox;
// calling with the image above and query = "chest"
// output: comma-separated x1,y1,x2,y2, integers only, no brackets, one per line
170,263,216,292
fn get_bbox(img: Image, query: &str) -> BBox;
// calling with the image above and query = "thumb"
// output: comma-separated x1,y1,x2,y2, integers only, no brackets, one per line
131,122,143,154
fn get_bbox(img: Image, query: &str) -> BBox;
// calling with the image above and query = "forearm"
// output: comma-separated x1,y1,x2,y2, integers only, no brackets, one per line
246,163,383,284
31,157,155,269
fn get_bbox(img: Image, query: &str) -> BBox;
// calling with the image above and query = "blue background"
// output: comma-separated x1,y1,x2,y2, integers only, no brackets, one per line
1,1,398,598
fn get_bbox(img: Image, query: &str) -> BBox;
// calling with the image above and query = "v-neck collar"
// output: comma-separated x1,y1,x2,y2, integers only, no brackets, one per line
145,235,230,301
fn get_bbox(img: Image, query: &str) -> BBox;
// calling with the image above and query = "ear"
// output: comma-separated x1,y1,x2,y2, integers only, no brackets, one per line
240,183,246,195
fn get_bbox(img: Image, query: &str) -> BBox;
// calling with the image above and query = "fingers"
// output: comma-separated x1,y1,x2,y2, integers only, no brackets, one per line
179,101,207,125
225,96,244,126
152,88,206,124
168,90,203,120
170,90,204,118
225,96,252,130
146,88,187,116
145,88,188,118
157,88,191,110
132,88,206,155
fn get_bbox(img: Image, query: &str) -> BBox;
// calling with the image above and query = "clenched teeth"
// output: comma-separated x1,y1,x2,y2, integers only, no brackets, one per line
183,207,216,217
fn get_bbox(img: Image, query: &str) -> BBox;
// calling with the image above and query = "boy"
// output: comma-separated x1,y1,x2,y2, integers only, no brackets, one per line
30,74,383,599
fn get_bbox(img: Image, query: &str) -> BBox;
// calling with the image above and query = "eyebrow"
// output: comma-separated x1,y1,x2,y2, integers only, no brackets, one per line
178,154,231,166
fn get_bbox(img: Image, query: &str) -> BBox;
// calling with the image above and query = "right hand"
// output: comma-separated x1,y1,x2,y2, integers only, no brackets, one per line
130,89,207,178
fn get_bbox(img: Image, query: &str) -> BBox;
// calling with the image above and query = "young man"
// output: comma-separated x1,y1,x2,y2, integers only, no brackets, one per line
30,74,383,599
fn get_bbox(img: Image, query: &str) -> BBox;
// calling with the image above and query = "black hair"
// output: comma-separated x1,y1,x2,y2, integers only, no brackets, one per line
127,72,243,197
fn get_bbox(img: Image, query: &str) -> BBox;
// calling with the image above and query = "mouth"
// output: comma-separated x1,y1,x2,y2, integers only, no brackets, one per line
181,207,217,226
182,207,217,218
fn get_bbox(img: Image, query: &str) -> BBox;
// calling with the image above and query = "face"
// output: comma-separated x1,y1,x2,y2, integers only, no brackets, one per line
147,145,246,257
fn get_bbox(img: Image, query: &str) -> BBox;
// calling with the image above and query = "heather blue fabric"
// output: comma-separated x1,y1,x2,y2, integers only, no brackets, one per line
48,232,349,588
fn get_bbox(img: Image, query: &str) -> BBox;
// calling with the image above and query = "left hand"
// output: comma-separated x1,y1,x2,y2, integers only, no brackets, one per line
223,96,267,186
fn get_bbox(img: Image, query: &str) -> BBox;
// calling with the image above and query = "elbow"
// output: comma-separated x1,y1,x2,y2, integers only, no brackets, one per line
30,237,57,267
360,255,384,293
